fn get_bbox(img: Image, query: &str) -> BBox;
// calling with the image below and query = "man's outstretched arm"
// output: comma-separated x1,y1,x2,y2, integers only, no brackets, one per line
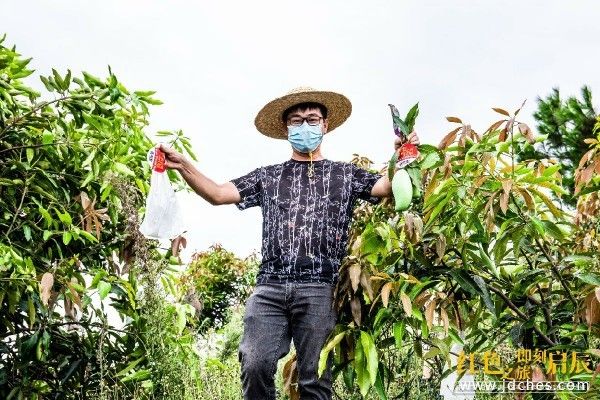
370,131,421,198
160,144,241,206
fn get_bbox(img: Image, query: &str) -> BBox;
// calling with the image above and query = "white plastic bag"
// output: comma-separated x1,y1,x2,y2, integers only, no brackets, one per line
139,146,183,240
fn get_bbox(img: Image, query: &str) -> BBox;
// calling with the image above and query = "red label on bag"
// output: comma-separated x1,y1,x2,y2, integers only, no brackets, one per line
147,147,166,173
153,148,166,172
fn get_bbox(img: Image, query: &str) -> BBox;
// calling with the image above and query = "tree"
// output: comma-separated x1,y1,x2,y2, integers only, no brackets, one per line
0,34,200,399
521,86,597,206
313,105,600,399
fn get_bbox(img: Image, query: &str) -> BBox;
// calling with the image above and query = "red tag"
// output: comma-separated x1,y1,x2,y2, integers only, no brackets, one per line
396,143,419,168
147,147,166,172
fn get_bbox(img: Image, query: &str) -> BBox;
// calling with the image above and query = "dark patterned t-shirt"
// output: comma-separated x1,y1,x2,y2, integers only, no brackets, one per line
230,159,382,285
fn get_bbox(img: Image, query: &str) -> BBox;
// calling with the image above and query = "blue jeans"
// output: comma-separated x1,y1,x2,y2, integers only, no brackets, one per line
238,282,337,400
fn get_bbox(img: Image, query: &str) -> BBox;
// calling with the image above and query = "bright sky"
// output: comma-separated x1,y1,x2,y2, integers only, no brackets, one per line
5,1,600,260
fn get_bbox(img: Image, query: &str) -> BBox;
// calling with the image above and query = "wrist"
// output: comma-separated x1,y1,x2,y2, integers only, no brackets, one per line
178,158,192,174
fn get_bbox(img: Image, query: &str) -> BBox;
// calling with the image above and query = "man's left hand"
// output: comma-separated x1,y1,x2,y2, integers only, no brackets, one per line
394,131,420,150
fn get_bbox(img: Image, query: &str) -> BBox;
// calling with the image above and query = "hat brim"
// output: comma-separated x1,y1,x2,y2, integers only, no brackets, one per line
254,90,352,139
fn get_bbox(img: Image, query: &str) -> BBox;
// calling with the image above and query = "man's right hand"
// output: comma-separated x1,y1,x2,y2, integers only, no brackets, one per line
159,144,188,171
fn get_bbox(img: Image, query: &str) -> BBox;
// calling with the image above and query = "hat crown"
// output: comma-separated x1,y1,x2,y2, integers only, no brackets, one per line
286,87,317,95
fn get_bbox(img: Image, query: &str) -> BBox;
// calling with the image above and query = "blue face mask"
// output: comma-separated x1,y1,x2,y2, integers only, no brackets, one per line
287,121,323,153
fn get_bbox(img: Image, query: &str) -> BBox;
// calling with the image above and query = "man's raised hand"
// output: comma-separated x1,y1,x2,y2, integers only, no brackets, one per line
159,144,187,171
394,131,421,150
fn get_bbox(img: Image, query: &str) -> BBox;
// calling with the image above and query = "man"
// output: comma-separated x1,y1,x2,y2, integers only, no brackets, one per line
160,87,419,399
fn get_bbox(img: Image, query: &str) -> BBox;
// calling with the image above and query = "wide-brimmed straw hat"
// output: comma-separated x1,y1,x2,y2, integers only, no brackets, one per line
254,87,352,139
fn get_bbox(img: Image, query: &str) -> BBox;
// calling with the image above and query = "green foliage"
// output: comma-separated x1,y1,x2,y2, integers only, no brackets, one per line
180,244,257,333
322,104,600,398
0,34,200,399
521,86,598,205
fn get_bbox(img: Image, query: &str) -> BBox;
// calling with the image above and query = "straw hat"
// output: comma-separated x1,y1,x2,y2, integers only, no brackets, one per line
254,87,352,139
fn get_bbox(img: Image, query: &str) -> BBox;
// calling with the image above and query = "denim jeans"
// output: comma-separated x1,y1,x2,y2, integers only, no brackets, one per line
238,282,337,400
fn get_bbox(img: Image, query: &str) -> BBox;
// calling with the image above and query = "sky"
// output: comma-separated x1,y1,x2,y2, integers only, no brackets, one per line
4,0,600,261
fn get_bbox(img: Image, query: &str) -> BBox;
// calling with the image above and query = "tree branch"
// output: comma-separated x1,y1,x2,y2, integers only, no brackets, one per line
488,285,556,346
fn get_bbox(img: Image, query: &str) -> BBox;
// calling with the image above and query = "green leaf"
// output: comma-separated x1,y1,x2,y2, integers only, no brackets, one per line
28,296,35,327
419,151,441,170
91,270,108,288
116,357,145,377
318,331,346,377
529,216,545,236
404,103,419,132
575,273,600,286
388,151,398,181
78,230,98,243
57,211,72,226
563,255,595,267
354,337,370,397
373,366,389,400
393,321,405,348
26,148,34,164
97,281,111,300
82,149,97,168
141,97,163,105
120,368,151,383
360,331,378,386
52,68,64,90
473,275,495,315
114,162,135,176
42,230,52,241
448,269,480,297
62,231,72,245
175,304,187,334
42,130,54,145
23,225,32,241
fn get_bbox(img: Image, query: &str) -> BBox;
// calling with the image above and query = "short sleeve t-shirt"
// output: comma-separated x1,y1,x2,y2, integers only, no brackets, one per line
230,159,382,285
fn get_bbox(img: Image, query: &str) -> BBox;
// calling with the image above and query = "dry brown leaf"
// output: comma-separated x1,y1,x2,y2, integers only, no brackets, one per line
584,292,600,327
435,234,446,260
438,127,460,150
492,107,510,117
469,175,488,195
78,191,110,239
64,297,76,320
40,272,54,307
404,212,414,238
517,188,535,212
349,264,361,293
501,179,513,195
440,308,449,335
425,299,437,329
531,365,546,382
400,292,412,317
596,287,600,304
351,235,362,254
350,296,362,326
171,235,188,258
486,119,506,134
446,116,462,123
513,99,527,116
413,292,430,308
580,164,595,186
381,282,392,308
518,123,535,143
360,271,374,301
578,149,595,168
282,354,300,400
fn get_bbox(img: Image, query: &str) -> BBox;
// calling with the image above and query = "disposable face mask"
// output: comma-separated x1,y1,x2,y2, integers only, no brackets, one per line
287,122,323,153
